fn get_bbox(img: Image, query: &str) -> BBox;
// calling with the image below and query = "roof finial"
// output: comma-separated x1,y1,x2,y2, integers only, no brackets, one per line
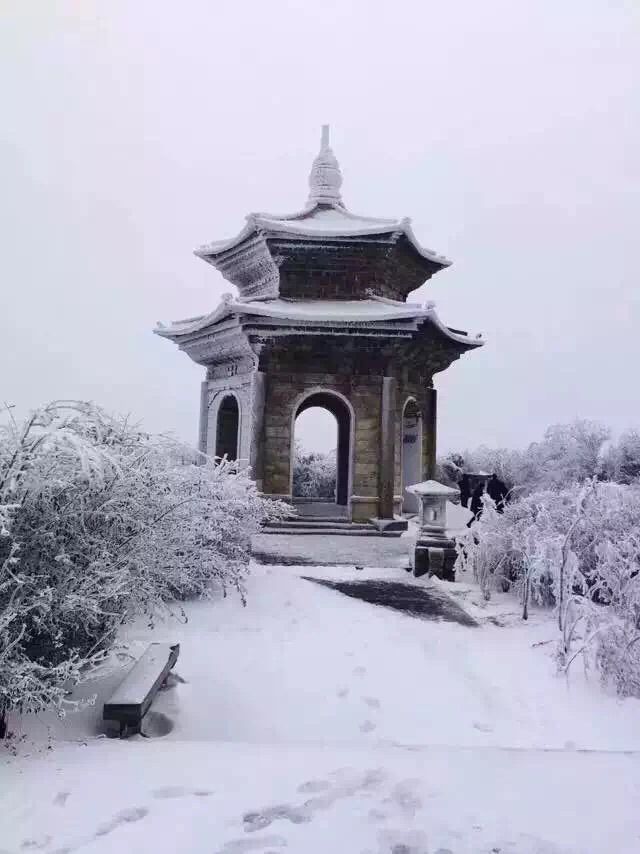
308,124,343,207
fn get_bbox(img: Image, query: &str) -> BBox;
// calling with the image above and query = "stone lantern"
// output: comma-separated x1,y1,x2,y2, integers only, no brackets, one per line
406,479,460,581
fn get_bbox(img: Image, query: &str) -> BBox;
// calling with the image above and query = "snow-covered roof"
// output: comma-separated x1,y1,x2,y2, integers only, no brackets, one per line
155,295,484,349
194,126,451,269
195,204,451,267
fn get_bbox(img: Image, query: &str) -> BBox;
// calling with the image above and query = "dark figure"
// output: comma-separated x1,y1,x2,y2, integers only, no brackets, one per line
487,473,509,512
467,482,485,527
458,474,471,509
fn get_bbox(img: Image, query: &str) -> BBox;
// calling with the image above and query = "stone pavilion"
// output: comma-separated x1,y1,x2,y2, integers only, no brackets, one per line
155,127,483,525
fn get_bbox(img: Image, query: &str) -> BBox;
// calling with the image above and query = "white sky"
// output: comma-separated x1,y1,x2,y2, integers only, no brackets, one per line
297,408,337,454
1,1,639,453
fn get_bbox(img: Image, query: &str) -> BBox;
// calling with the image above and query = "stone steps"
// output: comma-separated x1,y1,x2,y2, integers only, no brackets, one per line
262,527,403,538
268,519,372,530
261,519,402,538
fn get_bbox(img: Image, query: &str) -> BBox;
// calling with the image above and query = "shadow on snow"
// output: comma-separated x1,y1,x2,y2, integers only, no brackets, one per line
302,577,478,627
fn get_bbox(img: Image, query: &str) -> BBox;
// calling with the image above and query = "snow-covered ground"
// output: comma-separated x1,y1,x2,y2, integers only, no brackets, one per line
3,563,640,853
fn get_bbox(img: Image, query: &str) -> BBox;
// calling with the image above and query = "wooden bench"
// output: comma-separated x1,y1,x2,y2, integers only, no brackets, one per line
103,642,180,737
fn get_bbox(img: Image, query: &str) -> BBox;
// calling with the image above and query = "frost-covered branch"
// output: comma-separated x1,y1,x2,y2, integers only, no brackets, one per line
456,480,640,697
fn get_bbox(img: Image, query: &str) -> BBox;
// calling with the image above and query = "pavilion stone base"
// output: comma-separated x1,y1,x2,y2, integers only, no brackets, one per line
413,535,458,582
370,516,409,533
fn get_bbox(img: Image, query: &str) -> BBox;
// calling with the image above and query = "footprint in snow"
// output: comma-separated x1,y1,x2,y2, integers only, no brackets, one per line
360,719,377,733
363,696,380,709
243,804,311,832
387,779,423,817
337,687,349,698
152,785,212,799
95,807,149,838
472,721,494,733
353,665,367,677
20,838,51,851
152,785,188,799
377,828,429,854
53,791,70,807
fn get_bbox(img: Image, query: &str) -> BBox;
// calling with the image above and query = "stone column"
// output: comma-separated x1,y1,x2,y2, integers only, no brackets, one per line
198,380,209,455
423,386,437,479
378,376,397,519
249,371,267,491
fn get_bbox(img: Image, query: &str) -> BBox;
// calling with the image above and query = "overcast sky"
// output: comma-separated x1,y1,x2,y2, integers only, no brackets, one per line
1,1,638,454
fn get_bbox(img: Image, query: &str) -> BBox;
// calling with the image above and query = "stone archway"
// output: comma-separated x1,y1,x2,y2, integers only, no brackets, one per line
215,394,239,461
290,390,354,511
401,397,423,514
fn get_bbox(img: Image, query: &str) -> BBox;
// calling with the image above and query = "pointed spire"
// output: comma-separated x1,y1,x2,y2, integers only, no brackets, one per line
307,124,344,206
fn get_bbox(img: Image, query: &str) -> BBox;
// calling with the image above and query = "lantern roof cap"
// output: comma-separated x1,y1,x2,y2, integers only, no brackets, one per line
406,479,461,497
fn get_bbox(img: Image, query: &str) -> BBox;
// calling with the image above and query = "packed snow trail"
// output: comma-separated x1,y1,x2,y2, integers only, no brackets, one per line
3,564,640,853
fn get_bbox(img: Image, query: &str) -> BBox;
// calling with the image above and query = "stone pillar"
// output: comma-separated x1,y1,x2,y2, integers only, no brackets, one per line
378,376,397,519
249,371,267,491
423,386,437,479
198,380,209,455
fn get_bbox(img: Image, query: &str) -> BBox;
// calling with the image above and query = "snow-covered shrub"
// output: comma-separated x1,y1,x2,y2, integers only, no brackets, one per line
458,481,640,696
524,420,610,492
457,491,571,608
292,442,336,499
442,419,611,497
601,429,640,484
460,447,524,492
436,453,465,487
0,401,284,723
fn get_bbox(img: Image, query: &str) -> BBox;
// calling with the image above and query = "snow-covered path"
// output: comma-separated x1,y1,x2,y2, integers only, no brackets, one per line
3,565,640,853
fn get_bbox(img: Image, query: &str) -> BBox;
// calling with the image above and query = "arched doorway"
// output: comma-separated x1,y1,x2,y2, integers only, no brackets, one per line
291,390,353,514
293,406,338,501
402,398,423,514
215,394,239,461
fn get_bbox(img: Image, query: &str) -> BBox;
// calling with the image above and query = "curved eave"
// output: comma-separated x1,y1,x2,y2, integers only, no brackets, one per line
193,203,451,268
154,298,484,351
423,309,485,350
154,302,232,339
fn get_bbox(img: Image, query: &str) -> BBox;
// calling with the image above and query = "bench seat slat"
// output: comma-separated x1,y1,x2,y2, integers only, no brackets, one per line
103,643,179,727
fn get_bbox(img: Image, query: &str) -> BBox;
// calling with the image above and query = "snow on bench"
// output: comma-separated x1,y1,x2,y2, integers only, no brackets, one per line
103,642,180,737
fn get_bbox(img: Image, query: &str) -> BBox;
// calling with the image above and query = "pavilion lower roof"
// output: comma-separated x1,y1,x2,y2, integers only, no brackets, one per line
155,297,483,367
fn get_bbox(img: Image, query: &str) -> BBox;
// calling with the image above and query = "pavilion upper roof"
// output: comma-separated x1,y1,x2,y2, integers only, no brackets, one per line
196,203,451,267
194,127,451,302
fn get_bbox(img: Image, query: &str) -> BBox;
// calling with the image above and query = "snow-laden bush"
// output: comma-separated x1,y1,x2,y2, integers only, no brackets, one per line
0,401,284,724
602,429,640,484
451,447,524,492
458,481,640,696
524,421,610,492
292,442,336,499
441,419,612,496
